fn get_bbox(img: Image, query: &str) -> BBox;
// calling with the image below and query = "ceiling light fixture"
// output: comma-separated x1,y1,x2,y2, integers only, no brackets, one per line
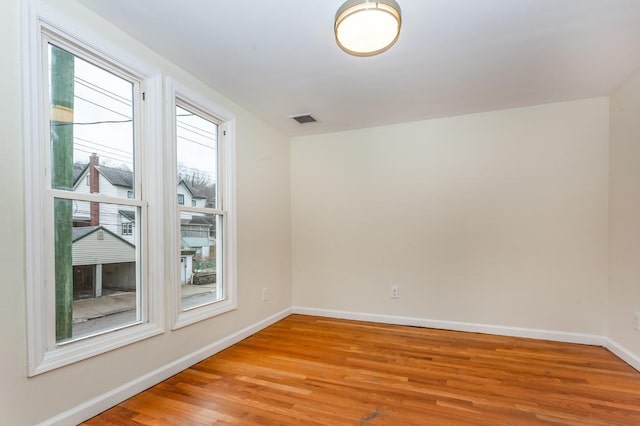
334,0,402,57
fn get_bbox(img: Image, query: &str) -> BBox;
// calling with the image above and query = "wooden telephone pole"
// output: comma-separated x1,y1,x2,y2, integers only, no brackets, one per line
50,45,74,341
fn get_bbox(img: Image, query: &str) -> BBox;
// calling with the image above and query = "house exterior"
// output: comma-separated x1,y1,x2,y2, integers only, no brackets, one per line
69,154,216,294
71,154,136,244
177,178,207,208
176,178,215,257
72,226,136,299
72,155,214,246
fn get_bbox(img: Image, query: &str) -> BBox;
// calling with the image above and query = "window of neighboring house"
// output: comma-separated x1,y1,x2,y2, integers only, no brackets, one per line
24,12,163,375
127,190,134,199
178,194,185,205
169,79,236,329
86,175,90,185
191,199,196,207
122,221,133,236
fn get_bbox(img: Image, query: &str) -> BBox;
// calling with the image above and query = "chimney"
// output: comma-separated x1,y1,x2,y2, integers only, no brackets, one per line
89,153,100,226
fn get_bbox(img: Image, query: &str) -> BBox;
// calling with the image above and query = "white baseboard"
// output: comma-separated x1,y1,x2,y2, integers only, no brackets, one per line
41,306,640,425
292,306,607,346
605,338,640,372
41,308,292,426
295,306,640,373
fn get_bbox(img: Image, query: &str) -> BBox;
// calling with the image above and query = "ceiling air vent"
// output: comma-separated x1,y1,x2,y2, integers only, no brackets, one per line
290,114,317,124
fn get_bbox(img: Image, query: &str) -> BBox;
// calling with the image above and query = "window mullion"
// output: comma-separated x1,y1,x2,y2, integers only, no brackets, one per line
178,206,225,216
48,189,147,207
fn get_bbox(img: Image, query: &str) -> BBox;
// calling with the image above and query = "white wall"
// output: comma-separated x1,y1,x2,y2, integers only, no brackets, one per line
0,0,29,422
609,69,640,358
292,98,609,334
0,0,291,424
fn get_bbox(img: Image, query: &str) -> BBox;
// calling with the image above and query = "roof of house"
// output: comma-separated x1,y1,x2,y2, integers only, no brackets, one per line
96,166,133,188
178,179,207,199
183,215,215,226
71,225,135,247
118,209,135,221
72,225,101,242
181,236,211,249
72,163,89,186
73,162,211,201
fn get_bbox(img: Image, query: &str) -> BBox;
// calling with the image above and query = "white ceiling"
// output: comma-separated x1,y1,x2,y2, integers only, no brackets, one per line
78,0,640,137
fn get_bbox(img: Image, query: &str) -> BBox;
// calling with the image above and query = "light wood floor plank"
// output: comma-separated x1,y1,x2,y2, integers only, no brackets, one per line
83,315,640,425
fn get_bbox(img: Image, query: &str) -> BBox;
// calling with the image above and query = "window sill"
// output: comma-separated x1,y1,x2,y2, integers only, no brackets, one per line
172,298,237,330
29,322,163,376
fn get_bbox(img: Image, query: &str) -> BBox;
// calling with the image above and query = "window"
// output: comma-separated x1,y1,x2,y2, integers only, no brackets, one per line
168,79,236,329
47,41,142,344
122,221,133,236
24,10,163,375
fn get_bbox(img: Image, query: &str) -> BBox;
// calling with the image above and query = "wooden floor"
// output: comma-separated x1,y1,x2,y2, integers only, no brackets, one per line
84,315,640,425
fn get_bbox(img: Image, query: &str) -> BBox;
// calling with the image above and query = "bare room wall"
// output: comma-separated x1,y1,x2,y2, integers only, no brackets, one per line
292,98,609,335
609,68,640,358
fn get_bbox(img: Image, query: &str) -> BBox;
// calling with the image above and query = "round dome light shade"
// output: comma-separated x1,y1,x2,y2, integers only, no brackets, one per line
335,0,402,56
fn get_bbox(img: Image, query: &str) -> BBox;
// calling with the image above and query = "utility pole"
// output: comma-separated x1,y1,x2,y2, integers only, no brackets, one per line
50,45,74,341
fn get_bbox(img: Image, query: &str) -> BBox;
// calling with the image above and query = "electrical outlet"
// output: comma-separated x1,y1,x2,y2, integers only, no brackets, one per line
633,312,640,332
262,287,268,302
391,285,399,299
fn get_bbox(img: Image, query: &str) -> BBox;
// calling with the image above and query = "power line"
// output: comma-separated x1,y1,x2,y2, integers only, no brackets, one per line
74,146,132,165
73,145,132,166
74,136,133,155
177,134,216,150
75,94,131,120
177,122,216,140
48,63,134,106
73,142,132,162
177,165,217,179
51,119,132,127
176,117,216,136
176,107,217,137
74,76,132,106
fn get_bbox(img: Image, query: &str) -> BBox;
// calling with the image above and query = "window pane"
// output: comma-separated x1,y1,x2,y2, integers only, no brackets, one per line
49,43,135,196
176,105,218,208
55,198,140,343
180,213,221,310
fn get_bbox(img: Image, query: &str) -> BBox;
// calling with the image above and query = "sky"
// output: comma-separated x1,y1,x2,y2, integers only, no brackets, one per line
53,44,218,185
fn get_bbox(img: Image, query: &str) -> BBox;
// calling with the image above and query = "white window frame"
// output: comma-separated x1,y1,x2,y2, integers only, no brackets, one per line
166,78,237,329
22,1,164,376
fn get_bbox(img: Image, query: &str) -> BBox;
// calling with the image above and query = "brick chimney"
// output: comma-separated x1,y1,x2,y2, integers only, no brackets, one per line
89,153,100,226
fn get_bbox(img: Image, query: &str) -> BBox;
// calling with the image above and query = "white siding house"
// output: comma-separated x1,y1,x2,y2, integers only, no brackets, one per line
71,226,136,298
69,155,215,298
72,227,135,265
71,163,91,223
71,158,136,244
177,180,207,210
